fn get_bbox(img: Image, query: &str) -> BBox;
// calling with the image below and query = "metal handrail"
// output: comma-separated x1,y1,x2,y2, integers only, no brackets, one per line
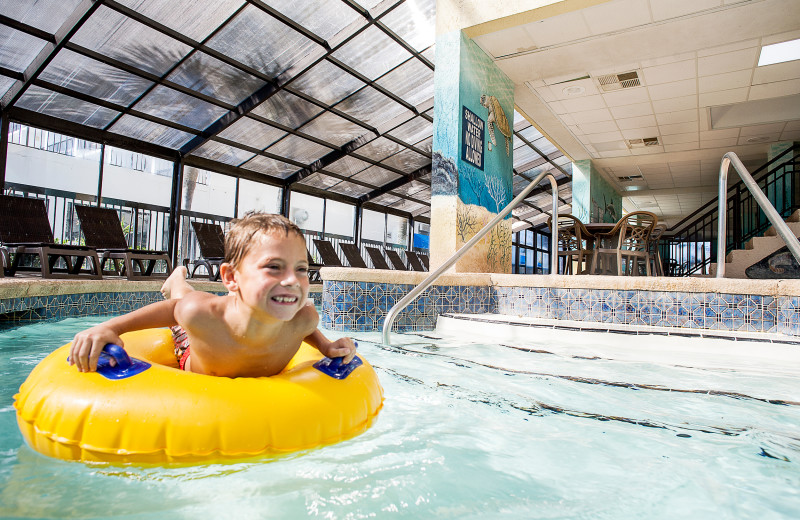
716,151,800,277
382,170,560,345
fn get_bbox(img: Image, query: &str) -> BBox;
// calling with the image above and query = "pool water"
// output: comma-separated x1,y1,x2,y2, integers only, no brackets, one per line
1,317,799,519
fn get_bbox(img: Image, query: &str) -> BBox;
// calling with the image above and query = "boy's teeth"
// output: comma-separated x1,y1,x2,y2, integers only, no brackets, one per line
273,296,297,303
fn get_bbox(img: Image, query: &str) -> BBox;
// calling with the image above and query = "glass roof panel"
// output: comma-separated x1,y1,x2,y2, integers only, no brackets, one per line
71,5,192,77
263,1,363,43
352,0,392,17
390,180,427,197
351,166,401,186
327,180,372,197
41,49,153,107
325,156,371,177
133,85,228,130
375,58,434,109
289,60,365,106
388,198,425,213
116,0,244,42
189,140,255,166
380,149,429,173
206,4,322,79
421,44,434,63
251,90,323,129
332,25,411,80
0,0,84,34
0,76,15,98
414,135,432,153
16,86,119,128
386,116,431,145
299,112,369,148
371,193,402,205
240,155,297,179
109,114,195,148
353,136,403,161
218,117,286,150
533,137,559,157
167,51,266,106
335,86,410,131
296,172,343,190
264,135,332,165
517,125,543,142
0,26,47,72
380,0,436,52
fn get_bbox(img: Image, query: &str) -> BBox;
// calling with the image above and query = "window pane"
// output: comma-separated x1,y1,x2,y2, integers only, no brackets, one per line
289,60,365,106
386,213,408,247
361,208,385,242
237,178,281,215
0,26,47,72
16,86,119,129
0,0,84,34
168,51,266,106
133,85,228,131
109,115,195,149
103,145,173,207
116,0,243,42
181,167,236,218
189,140,255,166
324,199,355,238
218,117,286,150
251,90,323,129
380,0,436,52
263,1,362,43
299,112,368,147
332,26,411,80
289,192,323,232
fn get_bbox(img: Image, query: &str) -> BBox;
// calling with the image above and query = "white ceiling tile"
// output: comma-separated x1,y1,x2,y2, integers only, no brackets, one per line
700,137,740,148
656,109,698,125
699,87,749,107
665,141,699,152
631,146,665,155
649,0,723,21
599,150,632,158
609,102,653,119
648,79,697,100
699,70,753,93
761,29,800,46
784,120,800,131
549,100,568,114
698,48,759,76
662,133,699,145
621,127,659,139
559,113,577,126
585,130,624,143
638,52,697,68
699,128,740,139
552,78,601,100
652,95,698,113
578,120,620,134
737,134,781,145
748,79,800,100
534,86,558,102
642,60,696,85
473,26,536,58
522,11,590,48
560,95,607,112
570,108,614,124
527,79,545,88
638,163,670,173
781,129,800,140
660,121,699,135
617,115,658,129
752,61,800,85
582,0,652,34
568,125,584,136
697,39,760,58
601,87,651,107
739,122,786,136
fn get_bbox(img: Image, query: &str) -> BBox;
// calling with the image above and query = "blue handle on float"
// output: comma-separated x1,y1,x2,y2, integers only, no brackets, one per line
95,344,151,380
314,355,362,380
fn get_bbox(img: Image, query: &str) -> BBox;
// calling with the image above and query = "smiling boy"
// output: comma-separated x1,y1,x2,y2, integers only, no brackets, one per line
69,213,356,378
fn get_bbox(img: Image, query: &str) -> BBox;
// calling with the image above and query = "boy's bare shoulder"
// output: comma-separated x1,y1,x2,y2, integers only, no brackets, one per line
173,291,226,324
292,300,320,336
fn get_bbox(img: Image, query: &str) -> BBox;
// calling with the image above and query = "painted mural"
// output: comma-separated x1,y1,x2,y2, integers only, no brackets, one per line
745,245,800,279
431,30,514,273
572,159,621,224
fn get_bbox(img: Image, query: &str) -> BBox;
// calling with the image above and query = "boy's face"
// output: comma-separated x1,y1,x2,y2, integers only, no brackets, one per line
232,231,310,321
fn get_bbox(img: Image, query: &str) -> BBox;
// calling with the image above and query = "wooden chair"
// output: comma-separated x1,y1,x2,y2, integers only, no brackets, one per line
312,239,344,267
546,214,595,275
365,247,392,270
0,195,102,279
184,221,226,281
339,243,369,268
75,205,172,280
405,250,427,272
648,223,667,276
385,249,408,270
590,211,657,276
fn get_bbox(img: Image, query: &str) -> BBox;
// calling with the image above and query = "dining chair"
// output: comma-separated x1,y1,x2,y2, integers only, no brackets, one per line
589,211,657,276
647,223,667,276
546,214,595,275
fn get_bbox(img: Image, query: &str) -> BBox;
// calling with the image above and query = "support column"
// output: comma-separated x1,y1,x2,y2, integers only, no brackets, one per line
431,30,514,273
572,159,621,223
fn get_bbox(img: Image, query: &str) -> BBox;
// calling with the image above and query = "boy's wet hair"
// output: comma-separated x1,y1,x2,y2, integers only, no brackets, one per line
225,212,304,269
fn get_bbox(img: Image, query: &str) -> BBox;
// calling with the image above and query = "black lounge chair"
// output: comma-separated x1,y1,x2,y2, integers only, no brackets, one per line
312,239,343,267
339,243,368,268
417,252,430,270
0,195,102,279
405,250,426,272
187,221,225,281
365,247,391,270
384,249,408,271
75,205,172,280
307,249,323,283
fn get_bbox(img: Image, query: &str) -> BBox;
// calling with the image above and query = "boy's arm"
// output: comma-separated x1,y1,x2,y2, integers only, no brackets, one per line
69,298,180,372
304,328,357,364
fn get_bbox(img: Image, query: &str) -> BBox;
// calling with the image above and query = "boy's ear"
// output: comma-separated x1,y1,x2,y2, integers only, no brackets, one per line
220,263,238,292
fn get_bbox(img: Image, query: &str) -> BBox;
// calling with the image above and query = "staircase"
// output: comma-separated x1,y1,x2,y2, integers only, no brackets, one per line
710,209,800,278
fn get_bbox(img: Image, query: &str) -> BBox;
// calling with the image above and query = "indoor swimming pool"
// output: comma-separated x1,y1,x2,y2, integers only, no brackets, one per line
1,316,799,519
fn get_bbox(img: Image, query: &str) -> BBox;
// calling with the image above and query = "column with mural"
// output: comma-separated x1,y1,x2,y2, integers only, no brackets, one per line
572,159,621,223
431,30,514,273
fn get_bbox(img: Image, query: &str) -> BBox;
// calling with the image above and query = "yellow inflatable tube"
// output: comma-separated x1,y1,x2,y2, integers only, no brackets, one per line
14,328,384,464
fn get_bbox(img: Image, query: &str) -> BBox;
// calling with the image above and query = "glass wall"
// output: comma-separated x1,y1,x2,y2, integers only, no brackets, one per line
513,228,551,274
238,178,281,215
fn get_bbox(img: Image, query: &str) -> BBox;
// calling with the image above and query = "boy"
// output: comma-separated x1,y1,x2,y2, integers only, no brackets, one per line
69,212,356,378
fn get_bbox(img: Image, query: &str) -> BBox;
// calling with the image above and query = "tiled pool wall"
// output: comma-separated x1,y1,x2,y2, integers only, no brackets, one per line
321,280,800,337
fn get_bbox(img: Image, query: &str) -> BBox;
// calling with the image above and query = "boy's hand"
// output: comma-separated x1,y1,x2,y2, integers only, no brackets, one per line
69,325,125,372
321,337,357,364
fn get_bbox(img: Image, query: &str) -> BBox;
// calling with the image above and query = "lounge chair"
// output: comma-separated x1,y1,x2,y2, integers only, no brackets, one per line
75,205,172,280
312,239,344,267
405,250,426,272
365,247,391,270
384,249,408,270
417,252,429,270
187,221,225,281
339,243,368,268
307,249,323,283
0,195,102,279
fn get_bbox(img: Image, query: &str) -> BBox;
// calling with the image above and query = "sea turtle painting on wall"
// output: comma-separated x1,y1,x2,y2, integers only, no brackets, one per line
745,244,800,278
480,94,511,156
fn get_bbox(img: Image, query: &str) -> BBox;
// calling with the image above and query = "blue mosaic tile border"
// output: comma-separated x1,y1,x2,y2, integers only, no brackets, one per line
0,291,164,324
321,281,800,337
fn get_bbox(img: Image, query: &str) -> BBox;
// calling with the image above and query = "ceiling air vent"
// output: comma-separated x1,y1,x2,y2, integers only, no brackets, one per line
617,174,644,182
596,71,641,92
626,137,660,148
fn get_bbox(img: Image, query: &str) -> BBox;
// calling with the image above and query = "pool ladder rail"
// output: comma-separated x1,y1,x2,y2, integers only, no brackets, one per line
716,151,800,278
382,169,560,345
